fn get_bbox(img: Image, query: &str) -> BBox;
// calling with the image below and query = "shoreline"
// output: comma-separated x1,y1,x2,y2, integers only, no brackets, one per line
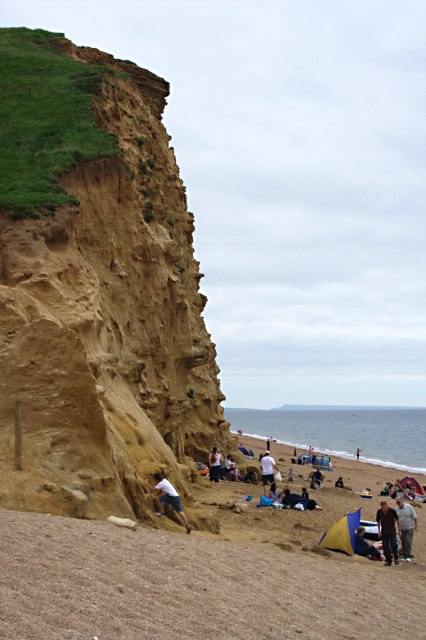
231,430,426,476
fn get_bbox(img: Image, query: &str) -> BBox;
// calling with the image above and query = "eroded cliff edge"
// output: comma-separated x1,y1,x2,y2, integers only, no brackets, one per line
0,30,235,529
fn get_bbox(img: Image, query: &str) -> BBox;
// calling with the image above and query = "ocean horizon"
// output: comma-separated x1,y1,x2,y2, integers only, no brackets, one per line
224,407,426,476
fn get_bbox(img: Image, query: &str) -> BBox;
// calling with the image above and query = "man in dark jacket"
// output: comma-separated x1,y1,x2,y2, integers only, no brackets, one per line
281,488,322,511
376,500,400,566
281,488,302,508
354,526,383,560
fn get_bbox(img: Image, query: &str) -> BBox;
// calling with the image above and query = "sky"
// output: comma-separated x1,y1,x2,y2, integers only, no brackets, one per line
2,1,426,408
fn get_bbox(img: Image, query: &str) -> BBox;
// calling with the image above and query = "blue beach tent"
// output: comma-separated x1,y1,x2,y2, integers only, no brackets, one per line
319,509,361,555
312,454,333,471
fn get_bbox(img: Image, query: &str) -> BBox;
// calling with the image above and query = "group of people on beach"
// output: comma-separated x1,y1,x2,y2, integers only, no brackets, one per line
208,445,322,488
380,478,418,501
370,498,417,565
208,447,248,483
352,497,418,565
258,449,323,510
143,443,420,557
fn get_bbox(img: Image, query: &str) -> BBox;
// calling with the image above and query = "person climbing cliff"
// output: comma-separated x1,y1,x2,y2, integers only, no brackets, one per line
145,472,192,534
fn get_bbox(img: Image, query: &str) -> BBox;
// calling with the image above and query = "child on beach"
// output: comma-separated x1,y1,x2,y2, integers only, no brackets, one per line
287,468,296,483
301,487,309,500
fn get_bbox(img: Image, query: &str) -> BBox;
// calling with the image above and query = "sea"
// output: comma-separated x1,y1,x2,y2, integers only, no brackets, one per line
224,407,426,476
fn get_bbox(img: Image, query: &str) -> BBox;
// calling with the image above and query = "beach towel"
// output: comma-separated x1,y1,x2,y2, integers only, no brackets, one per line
238,444,251,456
259,496,275,507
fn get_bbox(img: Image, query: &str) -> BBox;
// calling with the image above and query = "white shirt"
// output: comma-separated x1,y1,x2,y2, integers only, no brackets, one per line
155,479,179,497
260,455,275,475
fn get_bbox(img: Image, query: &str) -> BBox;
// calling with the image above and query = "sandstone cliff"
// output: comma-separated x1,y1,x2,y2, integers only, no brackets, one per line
0,32,235,529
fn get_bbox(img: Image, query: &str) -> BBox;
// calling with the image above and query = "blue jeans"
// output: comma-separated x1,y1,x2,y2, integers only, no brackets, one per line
382,533,398,564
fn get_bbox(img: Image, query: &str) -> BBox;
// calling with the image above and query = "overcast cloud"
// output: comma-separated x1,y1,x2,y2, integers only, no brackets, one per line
3,1,426,407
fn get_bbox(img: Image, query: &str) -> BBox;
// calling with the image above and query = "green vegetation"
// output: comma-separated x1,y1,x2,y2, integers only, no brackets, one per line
143,201,155,222
117,58,137,66
0,27,120,218
125,164,135,181
134,135,145,146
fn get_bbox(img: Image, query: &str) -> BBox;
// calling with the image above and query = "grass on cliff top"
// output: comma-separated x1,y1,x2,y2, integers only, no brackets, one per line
0,27,120,218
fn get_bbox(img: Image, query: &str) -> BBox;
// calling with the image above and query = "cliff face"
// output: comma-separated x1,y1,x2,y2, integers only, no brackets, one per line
0,33,234,527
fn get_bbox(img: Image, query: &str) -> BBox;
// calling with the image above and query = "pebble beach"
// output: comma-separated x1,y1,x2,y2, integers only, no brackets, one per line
1,436,425,640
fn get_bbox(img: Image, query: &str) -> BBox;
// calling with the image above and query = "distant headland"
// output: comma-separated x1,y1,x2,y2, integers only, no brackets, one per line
225,404,424,412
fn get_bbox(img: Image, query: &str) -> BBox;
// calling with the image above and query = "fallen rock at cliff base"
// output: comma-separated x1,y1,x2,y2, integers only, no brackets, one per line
61,486,89,518
107,515,138,531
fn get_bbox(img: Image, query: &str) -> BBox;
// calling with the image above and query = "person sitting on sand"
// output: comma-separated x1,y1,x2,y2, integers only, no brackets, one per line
354,527,384,561
335,477,344,488
301,487,309,500
145,472,191,534
231,457,242,481
403,486,414,501
310,469,323,490
394,479,404,496
380,482,393,496
268,482,281,500
388,484,398,499
223,455,240,481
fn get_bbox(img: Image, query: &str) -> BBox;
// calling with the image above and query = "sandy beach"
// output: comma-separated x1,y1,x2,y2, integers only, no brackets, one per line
190,436,426,569
1,436,425,640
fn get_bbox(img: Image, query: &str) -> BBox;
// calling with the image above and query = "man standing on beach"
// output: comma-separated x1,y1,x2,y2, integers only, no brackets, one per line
396,496,418,561
260,450,279,495
145,472,192,534
376,500,400,566
356,448,362,460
